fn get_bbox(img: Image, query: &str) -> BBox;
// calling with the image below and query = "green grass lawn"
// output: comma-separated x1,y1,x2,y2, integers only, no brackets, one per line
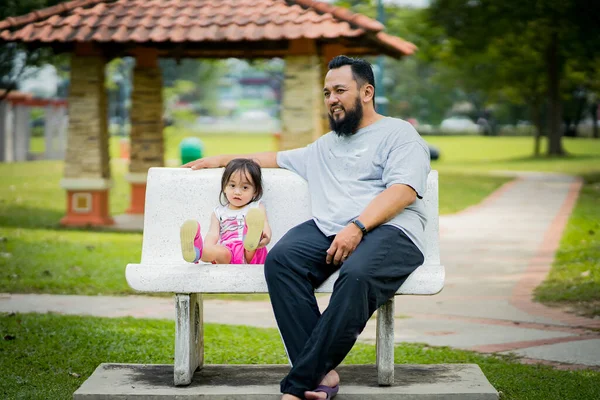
534,173,600,317
1,313,599,400
427,136,600,175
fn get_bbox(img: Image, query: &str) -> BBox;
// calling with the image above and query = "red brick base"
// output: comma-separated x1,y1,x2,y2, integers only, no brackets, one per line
60,189,114,227
126,182,146,214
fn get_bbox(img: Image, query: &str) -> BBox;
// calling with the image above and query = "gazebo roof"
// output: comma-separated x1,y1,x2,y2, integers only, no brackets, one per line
0,0,416,58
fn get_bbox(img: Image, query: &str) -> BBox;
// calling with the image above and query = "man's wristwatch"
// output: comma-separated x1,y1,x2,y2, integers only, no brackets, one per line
351,219,368,236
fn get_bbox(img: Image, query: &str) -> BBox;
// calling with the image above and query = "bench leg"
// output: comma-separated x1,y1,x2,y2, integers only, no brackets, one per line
174,293,204,386
376,297,395,386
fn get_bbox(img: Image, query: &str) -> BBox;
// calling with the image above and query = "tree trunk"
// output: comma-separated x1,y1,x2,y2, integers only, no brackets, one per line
592,102,599,139
546,31,565,155
531,102,543,157
571,91,587,138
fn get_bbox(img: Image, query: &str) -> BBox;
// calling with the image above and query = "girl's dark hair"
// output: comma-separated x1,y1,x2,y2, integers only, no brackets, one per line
219,158,264,206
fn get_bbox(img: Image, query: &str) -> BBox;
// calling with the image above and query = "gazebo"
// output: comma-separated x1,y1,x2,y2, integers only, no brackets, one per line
0,0,416,227
0,90,68,162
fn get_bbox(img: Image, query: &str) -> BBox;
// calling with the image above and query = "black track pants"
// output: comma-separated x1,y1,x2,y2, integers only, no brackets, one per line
264,220,424,398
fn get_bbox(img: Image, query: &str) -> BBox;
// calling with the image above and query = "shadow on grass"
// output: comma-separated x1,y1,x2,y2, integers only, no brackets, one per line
436,153,600,168
500,153,600,163
0,205,64,230
0,205,140,236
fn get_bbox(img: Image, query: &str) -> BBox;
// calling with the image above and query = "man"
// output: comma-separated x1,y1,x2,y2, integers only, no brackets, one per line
184,55,431,400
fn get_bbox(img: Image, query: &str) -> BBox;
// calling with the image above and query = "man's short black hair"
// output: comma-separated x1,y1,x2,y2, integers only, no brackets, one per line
328,55,376,104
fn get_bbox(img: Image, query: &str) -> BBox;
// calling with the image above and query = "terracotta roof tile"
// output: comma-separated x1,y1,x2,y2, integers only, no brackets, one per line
0,0,415,56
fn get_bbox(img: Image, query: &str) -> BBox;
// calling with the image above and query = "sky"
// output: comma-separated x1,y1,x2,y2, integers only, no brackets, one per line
383,0,430,7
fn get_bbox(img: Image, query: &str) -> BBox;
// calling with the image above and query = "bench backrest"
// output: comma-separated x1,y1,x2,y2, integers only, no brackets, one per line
140,168,440,267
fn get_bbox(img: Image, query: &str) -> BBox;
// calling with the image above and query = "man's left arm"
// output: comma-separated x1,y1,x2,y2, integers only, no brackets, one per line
326,136,430,266
325,184,416,266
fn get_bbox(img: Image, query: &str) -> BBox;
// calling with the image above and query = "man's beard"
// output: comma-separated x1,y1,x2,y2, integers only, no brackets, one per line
328,97,363,137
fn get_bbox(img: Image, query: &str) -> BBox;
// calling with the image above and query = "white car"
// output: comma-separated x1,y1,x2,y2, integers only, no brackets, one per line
440,117,481,133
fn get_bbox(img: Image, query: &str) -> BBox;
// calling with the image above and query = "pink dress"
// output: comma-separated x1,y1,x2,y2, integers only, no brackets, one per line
213,201,268,264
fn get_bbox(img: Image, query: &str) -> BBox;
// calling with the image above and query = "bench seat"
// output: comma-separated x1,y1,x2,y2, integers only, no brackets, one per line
126,262,444,295
126,167,443,386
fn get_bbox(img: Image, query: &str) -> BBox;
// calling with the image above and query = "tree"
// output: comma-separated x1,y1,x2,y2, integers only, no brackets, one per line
0,0,69,100
428,0,600,155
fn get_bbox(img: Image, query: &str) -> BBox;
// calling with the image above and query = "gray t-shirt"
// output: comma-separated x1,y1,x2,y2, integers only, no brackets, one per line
276,117,431,255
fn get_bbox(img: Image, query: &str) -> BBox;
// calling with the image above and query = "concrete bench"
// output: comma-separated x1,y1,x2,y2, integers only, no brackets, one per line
126,167,444,387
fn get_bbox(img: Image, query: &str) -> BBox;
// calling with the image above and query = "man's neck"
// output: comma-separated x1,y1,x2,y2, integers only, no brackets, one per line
357,110,384,131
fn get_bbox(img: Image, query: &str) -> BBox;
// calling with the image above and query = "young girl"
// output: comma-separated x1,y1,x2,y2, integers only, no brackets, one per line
180,158,271,264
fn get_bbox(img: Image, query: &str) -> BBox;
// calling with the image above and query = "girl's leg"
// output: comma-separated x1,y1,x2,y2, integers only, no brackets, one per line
243,207,265,251
201,244,232,264
180,220,203,263
244,249,257,263
180,220,232,264
248,247,268,264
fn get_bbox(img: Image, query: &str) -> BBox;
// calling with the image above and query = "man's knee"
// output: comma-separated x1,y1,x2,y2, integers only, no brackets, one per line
264,241,289,281
337,261,371,287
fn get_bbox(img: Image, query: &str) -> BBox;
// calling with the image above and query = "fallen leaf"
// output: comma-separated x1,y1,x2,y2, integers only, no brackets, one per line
581,270,590,278
69,372,81,378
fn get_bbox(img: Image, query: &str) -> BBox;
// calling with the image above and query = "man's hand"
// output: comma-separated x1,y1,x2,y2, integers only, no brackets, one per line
181,155,223,170
326,223,363,266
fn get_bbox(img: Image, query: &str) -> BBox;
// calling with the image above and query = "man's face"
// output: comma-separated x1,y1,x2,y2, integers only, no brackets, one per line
323,65,364,137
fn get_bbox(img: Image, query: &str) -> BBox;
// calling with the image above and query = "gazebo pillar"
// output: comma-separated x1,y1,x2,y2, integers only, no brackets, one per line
60,48,113,227
281,40,323,149
12,102,31,162
0,100,14,162
126,49,164,214
320,44,346,135
44,102,68,160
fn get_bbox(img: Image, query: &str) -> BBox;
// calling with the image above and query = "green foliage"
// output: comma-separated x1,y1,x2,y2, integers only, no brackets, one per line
0,0,64,19
0,0,69,93
427,0,600,154
1,313,600,399
160,59,227,116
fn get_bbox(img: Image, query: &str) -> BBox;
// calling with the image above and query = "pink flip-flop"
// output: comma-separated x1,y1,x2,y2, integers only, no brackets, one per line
313,384,339,399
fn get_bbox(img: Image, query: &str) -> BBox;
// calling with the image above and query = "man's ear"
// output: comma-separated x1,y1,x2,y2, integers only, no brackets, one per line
362,84,375,103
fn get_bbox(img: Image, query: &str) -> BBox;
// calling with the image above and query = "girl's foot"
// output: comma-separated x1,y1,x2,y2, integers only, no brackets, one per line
243,208,265,251
180,220,202,263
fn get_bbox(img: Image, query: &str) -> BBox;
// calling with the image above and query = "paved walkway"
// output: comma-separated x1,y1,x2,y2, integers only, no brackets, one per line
2,172,600,368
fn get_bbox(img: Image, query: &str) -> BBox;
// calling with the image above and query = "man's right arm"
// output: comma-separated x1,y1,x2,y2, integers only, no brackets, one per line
181,151,279,170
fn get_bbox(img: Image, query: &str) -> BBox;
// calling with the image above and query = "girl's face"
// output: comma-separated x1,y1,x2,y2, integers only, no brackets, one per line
223,170,256,209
